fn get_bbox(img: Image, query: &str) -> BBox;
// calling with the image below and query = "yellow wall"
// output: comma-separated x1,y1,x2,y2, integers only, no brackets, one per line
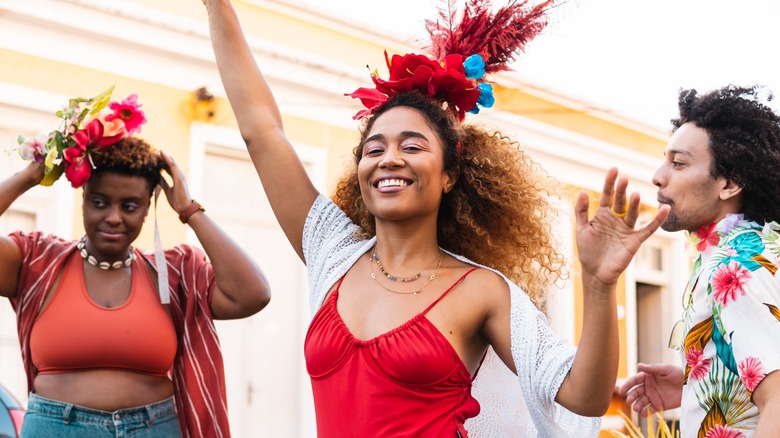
494,84,667,156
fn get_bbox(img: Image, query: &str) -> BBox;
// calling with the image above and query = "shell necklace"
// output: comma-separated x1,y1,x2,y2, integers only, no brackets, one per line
78,235,134,270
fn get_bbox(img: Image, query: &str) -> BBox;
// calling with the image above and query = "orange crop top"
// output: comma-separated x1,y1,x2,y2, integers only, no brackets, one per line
30,251,177,377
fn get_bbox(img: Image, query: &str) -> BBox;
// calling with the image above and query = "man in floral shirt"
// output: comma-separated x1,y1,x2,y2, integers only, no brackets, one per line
619,85,780,437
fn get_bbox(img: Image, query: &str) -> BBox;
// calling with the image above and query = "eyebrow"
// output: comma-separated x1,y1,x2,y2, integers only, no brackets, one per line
665,148,693,157
87,191,144,202
363,130,430,144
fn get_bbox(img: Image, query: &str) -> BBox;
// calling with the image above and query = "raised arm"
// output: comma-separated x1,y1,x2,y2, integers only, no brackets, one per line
159,151,271,319
202,0,319,259
0,162,44,297
554,167,669,415
478,168,669,417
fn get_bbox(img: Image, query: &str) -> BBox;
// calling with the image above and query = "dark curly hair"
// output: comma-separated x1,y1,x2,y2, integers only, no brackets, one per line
672,85,780,223
89,136,162,194
333,92,565,309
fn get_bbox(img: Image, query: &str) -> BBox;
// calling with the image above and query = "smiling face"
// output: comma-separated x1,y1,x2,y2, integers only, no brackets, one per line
82,171,152,261
652,122,742,232
357,106,456,224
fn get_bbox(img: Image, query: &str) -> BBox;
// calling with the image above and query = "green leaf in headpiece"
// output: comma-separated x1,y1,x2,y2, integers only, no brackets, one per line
39,165,62,187
89,86,115,115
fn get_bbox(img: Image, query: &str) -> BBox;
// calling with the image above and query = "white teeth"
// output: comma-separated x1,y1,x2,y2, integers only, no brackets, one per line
377,178,409,188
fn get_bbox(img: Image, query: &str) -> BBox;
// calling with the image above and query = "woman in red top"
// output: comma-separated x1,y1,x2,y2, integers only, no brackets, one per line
200,0,670,435
0,89,271,437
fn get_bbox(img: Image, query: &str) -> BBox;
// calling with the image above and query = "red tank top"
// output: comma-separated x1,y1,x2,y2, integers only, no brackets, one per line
30,251,177,377
305,268,482,437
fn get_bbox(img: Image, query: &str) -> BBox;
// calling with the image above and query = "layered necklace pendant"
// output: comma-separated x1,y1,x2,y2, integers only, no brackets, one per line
78,236,134,270
369,246,443,295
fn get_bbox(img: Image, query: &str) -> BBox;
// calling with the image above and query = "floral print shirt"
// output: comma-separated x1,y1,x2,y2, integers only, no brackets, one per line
678,214,780,438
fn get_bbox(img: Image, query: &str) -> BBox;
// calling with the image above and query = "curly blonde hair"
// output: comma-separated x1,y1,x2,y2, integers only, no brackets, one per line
333,92,565,309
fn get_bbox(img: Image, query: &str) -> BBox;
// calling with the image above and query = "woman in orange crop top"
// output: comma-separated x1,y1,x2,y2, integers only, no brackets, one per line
0,89,271,438
202,0,670,436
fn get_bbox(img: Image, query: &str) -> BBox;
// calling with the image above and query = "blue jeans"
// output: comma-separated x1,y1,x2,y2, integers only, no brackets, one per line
20,393,182,438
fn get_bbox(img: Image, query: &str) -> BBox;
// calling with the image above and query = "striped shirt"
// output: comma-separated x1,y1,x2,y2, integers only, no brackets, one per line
9,231,230,437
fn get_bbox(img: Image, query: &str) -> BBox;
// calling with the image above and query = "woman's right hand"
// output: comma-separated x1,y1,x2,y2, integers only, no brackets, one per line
21,161,45,188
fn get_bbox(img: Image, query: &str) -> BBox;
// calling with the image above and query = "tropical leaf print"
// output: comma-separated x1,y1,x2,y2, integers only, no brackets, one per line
723,233,766,272
751,254,777,275
764,303,780,321
698,403,727,438
695,361,758,430
684,316,713,384
712,317,738,376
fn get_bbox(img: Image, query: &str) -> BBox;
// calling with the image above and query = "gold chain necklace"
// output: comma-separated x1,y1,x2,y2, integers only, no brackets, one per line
369,247,443,295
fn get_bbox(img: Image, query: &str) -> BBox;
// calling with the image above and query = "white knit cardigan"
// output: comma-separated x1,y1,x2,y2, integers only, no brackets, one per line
302,195,601,437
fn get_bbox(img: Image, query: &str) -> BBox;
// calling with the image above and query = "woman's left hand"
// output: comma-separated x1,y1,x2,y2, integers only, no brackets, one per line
158,150,194,215
574,167,669,287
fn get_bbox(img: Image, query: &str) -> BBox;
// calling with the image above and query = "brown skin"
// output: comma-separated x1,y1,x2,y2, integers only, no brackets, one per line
622,122,780,435
204,0,669,416
652,123,742,232
0,151,270,411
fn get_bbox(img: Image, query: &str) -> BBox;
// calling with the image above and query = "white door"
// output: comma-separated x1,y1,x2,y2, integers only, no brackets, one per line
191,125,321,438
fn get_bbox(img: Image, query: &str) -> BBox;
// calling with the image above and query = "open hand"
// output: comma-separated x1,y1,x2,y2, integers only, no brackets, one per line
575,167,669,286
619,363,683,415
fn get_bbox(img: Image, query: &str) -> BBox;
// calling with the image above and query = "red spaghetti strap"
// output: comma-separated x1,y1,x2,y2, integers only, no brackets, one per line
325,275,347,302
470,350,489,382
422,267,480,315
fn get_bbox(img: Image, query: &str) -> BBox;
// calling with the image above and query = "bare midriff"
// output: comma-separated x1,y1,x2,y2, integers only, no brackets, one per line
34,369,174,411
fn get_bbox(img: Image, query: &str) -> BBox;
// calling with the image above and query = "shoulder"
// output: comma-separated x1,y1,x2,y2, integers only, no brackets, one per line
138,244,209,269
725,227,767,255
449,264,512,311
7,231,72,254
443,251,512,293
443,252,539,316
461,266,509,291
168,243,207,259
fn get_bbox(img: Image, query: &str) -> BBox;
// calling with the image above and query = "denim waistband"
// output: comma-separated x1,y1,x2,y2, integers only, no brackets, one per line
27,393,177,426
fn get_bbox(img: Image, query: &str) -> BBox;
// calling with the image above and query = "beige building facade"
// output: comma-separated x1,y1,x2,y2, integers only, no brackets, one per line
0,1,687,435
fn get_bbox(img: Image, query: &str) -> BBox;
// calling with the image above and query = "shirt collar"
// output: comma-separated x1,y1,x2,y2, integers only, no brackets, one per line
684,213,761,259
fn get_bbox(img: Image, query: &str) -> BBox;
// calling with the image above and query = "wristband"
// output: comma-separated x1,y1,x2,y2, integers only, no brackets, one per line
178,200,205,224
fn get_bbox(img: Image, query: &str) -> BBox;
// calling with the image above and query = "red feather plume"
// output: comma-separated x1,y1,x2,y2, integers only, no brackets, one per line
425,0,558,74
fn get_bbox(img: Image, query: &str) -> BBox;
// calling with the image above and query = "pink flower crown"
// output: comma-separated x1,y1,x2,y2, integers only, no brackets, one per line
16,86,147,188
345,0,557,121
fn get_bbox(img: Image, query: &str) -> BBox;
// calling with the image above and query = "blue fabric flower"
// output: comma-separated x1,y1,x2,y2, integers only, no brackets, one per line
463,54,486,79
468,83,495,114
477,83,494,108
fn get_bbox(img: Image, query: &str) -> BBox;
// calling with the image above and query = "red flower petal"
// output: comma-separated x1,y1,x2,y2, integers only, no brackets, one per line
63,146,85,163
72,119,104,150
64,154,92,188
344,87,388,119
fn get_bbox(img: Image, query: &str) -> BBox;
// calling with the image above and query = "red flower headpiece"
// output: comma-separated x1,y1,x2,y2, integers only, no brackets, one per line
15,86,147,188
346,0,558,121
